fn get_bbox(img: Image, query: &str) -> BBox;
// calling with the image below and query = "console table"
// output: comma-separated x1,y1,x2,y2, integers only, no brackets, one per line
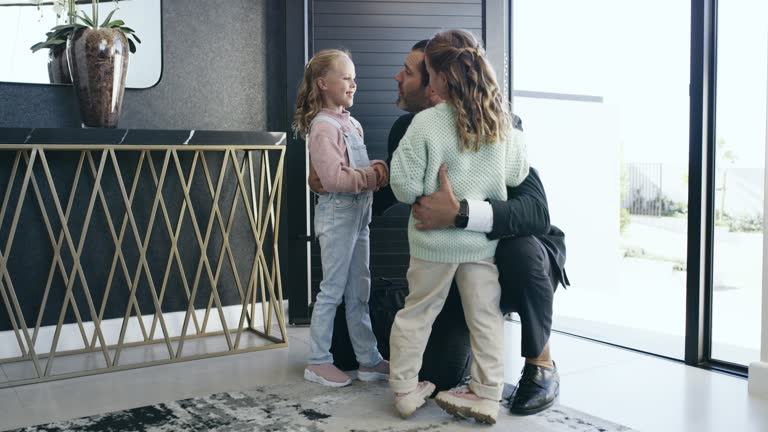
0,128,287,388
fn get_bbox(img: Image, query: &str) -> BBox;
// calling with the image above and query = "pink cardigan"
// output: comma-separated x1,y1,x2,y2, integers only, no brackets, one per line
308,109,387,193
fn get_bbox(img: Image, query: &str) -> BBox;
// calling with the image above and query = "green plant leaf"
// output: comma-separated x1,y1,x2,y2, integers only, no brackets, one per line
30,42,47,53
78,11,95,27
127,38,136,54
41,23,84,46
119,29,141,45
104,20,125,28
50,24,79,31
120,26,136,34
100,9,118,27
32,39,67,52
50,29,72,38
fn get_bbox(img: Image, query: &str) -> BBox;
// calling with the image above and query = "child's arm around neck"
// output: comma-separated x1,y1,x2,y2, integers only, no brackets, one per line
390,112,430,204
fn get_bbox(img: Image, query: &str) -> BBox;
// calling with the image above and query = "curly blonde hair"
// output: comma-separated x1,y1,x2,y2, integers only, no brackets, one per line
292,49,351,139
425,30,511,152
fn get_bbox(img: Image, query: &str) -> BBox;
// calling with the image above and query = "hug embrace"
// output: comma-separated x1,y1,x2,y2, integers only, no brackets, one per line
293,29,568,425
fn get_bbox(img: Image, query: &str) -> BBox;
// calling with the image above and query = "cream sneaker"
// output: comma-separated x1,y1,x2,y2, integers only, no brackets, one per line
434,385,500,424
394,381,436,418
358,360,389,382
304,363,352,387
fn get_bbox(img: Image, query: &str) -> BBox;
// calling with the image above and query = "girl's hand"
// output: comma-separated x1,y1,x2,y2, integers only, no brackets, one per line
372,163,389,188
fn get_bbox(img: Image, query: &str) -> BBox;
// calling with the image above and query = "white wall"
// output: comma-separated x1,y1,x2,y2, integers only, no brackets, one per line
748,32,768,397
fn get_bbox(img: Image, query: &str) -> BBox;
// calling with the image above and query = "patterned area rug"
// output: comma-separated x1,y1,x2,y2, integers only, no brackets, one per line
11,380,634,431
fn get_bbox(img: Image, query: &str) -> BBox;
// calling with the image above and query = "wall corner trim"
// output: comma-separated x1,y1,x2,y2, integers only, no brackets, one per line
748,362,768,398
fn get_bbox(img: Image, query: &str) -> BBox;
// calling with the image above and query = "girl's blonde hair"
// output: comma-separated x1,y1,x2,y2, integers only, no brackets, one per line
292,49,351,139
425,30,511,152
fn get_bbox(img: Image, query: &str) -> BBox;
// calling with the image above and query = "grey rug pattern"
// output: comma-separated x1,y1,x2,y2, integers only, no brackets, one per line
12,380,635,432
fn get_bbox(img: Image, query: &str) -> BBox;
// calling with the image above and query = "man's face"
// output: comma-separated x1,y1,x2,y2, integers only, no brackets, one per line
394,50,431,113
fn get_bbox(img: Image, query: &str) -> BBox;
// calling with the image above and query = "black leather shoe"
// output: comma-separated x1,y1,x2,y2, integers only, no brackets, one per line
507,362,559,415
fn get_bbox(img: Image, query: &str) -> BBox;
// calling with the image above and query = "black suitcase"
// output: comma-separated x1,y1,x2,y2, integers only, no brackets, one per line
318,207,472,391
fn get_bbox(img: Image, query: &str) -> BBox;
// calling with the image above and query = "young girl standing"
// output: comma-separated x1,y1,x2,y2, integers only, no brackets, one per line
293,49,390,387
388,30,530,423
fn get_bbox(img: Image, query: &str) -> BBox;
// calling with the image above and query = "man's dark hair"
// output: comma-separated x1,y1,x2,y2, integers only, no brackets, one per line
412,40,429,51
411,39,430,87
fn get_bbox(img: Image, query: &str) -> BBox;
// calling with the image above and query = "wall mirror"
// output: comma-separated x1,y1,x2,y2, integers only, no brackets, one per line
0,0,162,88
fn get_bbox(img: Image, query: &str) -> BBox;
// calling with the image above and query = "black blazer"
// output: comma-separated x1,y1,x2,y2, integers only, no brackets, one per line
374,113,569,288
487,167,569,288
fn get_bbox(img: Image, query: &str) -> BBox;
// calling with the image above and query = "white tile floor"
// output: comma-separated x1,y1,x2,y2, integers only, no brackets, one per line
0,323,766,432
0,364,8,383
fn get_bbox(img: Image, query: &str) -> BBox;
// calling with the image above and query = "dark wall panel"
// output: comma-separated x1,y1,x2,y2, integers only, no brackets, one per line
315,2,480,15
0,129,284,332
312,0,483,159
315,14,481,28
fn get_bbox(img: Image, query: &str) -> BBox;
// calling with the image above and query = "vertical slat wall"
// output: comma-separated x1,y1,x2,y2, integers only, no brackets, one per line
309,1,484,298
312,0,483,160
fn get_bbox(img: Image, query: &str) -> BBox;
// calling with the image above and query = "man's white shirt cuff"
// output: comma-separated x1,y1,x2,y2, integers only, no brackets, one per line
465,199,494,233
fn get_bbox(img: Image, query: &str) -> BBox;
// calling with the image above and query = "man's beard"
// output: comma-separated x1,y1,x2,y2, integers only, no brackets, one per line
396,93,428,113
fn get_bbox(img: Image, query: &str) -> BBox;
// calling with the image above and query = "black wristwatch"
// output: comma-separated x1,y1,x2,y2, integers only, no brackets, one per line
454,199,469,228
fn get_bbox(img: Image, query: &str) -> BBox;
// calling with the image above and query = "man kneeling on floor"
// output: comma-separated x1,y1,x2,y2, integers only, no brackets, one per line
309,38,569,421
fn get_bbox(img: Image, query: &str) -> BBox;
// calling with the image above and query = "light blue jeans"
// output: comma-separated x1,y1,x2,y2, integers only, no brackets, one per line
308,191,383,368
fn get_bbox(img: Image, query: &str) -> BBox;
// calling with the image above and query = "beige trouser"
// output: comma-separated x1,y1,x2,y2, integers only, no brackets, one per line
389,257,505,401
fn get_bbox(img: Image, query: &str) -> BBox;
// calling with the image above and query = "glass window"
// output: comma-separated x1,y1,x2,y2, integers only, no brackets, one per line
711,1,767,366
513,0,691,358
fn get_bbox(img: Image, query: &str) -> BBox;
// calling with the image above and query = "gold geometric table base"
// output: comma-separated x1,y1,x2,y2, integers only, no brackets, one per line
0,142,286,388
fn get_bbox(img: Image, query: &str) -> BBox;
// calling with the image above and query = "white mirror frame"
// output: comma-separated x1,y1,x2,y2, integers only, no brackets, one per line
0,0,162,89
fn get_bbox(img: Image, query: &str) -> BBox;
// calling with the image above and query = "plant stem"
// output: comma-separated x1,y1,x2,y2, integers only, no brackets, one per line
92,0,98,28
68,0,76,24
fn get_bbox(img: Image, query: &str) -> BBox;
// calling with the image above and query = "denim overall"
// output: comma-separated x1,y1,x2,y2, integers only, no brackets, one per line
308,114,383,368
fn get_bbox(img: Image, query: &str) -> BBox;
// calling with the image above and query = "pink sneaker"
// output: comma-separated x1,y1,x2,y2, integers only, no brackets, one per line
434,385,500,424
358,360,389,382
394,381,436,418
304,363,352,387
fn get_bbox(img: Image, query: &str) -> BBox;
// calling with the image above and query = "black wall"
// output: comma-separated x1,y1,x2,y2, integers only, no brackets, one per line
0,0,287,132
0,138,276,332
312,0,483,160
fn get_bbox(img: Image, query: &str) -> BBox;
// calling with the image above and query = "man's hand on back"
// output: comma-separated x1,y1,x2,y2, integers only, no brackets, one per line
412,164,460,230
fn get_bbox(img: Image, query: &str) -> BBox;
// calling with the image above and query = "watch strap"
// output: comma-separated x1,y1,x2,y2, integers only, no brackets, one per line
455,199,469,228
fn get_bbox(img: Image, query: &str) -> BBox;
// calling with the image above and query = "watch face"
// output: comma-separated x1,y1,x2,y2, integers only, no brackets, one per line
459,200,469,216
456,200,469,228
455,215,469,228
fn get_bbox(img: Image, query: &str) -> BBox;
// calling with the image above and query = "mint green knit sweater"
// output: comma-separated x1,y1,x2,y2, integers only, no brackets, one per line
390,103,529,263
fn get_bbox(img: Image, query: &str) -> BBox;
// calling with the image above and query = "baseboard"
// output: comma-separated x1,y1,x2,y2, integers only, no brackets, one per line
0,301,288,359
748,361,768,398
